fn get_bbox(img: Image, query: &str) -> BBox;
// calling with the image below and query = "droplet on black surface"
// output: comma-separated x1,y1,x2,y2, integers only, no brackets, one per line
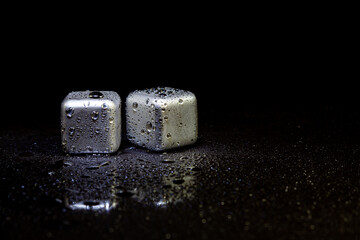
86,165,99,170
161,159,175,164
99,161,110,167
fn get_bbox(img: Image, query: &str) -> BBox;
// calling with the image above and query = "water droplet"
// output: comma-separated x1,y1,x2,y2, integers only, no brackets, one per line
86,165,99,170
99,161,110,167
77,117,81,123
69,127,75,136
66,107,74,118
161,159,175,164
146,122,152,132
178,99,183,104
91,111,99,121
102,103,108,109
166,133,171,138
132,102,138,111
95,127,100,134
109,117,114,124
89,91,104,98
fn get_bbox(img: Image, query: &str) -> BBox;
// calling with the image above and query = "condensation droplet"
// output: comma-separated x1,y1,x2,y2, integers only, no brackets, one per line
178,99,183,104
146,122,152,133
91,111,99,121
133,102,138,111
66,107,74,118
89,91,104,99
69,127,75,136
166,133,171,138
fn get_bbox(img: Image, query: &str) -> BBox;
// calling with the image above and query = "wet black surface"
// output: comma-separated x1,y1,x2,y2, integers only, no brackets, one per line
1,108,360,240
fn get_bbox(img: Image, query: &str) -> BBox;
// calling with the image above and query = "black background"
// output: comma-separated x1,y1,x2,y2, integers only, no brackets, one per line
1,5,357,129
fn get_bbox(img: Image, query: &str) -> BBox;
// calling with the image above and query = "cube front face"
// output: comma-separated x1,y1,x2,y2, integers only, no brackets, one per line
126,87,198,151
60,91,121,154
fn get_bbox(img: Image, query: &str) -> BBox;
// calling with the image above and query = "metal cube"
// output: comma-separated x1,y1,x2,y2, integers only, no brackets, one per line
60,90,121,154
126,87,198,151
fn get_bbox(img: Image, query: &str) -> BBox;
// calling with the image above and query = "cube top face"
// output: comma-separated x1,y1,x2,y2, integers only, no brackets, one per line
126,87,198,151
60,90,121,154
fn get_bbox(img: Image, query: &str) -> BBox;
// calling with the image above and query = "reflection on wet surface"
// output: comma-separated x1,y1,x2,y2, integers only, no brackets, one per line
67,200,117,211
58,147,203,211
1,116,359,240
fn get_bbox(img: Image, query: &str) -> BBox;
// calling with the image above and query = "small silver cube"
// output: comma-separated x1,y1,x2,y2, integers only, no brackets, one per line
60,90,121,154
126,87,198,151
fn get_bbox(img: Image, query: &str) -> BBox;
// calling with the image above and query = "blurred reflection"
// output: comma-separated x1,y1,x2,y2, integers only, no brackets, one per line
58,149,203,211
67,200,117,211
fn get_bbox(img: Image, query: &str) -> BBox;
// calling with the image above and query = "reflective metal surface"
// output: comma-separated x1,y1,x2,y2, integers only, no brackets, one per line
60,90,121,154
126,87,198,151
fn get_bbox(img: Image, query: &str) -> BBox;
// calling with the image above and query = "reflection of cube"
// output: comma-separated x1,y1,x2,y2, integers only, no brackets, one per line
60,90,121,154
125,87,198,151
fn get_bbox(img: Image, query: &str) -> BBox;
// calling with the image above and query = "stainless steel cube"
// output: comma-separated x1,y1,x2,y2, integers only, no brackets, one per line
126,87,198,151
60,90,121,154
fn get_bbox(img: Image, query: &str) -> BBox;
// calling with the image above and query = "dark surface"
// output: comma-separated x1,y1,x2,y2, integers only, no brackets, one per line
1,107,359,240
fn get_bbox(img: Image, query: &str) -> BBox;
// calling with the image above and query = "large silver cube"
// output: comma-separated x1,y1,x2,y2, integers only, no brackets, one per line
126,87,198,151
60,90,121,154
